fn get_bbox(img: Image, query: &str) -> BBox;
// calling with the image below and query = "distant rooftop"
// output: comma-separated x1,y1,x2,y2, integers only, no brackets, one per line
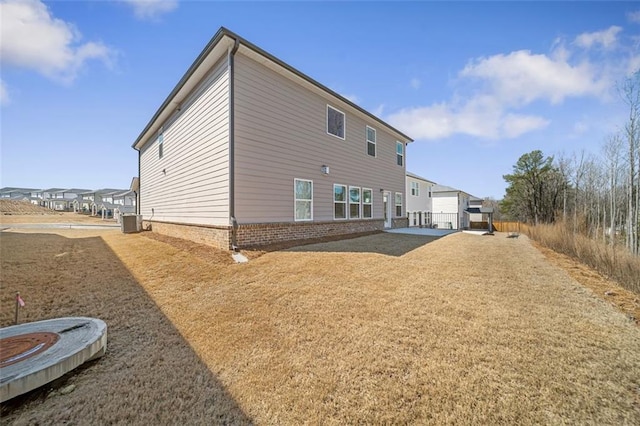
406,172,437,184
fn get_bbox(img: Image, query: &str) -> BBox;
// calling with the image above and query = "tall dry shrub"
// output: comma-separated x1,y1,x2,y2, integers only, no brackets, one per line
527,221,640,295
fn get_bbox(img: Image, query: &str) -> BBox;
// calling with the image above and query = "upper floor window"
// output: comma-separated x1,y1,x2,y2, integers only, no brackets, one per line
411,181,419,196
334,184,347,219
294,179,313,221
396,142,404,166
327,105,345,139
158,133,164,159
366,126,376,157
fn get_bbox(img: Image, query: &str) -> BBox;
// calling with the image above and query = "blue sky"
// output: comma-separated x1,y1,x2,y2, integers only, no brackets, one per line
1,1,638,198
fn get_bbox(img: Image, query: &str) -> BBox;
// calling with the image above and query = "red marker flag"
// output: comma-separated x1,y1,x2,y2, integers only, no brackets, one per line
17,293,25,307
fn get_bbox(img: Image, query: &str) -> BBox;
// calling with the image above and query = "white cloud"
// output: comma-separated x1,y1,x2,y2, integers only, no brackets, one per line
387,98,549,141
0,0,114,84
121,0,178,20
386,34,624,141
574,26,622,50
627,11,640,24
410,78,421,89
460,49,610,105
388,104,453,140
501,114,550,139
0,79,9,106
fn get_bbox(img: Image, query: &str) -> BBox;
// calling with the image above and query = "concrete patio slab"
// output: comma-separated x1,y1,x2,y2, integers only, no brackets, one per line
384,227,458,237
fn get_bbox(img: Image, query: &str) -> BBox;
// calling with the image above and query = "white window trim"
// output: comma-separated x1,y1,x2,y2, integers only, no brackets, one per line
333,184,347,220
362,188,373,218
366,126,376,157
349,186,361,219
395,192,403,217
396,141,404,166
294,178,313,222
158,133,164,159
411,181,419,197
327,105,346,140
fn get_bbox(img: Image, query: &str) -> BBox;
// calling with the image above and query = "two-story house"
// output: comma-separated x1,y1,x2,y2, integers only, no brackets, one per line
431,185,475,230
132,27,412,250
406,172,436,227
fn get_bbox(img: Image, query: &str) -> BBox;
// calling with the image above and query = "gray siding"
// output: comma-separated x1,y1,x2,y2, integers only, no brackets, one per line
140,57,230,226
406,176,433,213
233,53,407,224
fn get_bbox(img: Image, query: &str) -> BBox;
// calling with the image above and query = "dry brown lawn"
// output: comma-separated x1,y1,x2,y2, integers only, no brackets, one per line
1,219,639,425
0,211,115,225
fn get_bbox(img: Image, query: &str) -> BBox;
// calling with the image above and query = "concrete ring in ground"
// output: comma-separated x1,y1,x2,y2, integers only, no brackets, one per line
0,317,107,403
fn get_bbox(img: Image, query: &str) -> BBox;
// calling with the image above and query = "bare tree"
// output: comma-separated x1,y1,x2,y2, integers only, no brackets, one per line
555,152,574,222
619,71,640,254
603,133,624,245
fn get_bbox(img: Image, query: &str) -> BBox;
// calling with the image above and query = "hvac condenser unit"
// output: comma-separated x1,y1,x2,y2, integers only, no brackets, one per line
121,214,142,233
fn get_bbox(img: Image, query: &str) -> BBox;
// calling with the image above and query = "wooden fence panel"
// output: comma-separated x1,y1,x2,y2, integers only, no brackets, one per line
493,221,530,234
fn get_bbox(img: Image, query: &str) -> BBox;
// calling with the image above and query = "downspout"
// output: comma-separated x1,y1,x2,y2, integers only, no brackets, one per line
458,192,461,230
229,38,240,251
136,151,141,216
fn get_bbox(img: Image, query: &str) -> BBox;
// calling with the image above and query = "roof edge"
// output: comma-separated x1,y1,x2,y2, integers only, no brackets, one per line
132,27,231,150
132,27,413,150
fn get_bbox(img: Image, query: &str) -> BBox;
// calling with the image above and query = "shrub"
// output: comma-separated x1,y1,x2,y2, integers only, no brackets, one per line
526,221,640,295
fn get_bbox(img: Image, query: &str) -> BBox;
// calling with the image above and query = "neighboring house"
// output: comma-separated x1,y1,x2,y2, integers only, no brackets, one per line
431,185,475,230
466,197,495,230
76,189,122,214
0,187,43,205
405,172,436,227
467,197,484,223
43,189,90,211
0,187,40,199
41,188,69,210
89,190,135,219
111,190,136,207
91,201,116,219
9,194,31,203
2,186,135,214
132,27,412,250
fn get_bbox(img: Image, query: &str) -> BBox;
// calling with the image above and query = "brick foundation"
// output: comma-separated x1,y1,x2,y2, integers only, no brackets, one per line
392,218,409,229
145,218,404,250
236,219,385,247
144,220,231,250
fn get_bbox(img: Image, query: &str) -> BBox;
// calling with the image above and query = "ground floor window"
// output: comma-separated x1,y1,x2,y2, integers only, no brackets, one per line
363,188,372,218
349,186,361,218
294,179,313,221
334,184,347,219
395,193,402,217
333,184,376,220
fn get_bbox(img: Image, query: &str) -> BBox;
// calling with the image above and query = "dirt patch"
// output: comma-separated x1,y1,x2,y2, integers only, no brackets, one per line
1,229,639,424
0,212,116,225
0,200,59,216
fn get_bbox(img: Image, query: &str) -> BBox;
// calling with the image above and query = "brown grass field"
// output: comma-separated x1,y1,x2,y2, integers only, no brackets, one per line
1,213,639,424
